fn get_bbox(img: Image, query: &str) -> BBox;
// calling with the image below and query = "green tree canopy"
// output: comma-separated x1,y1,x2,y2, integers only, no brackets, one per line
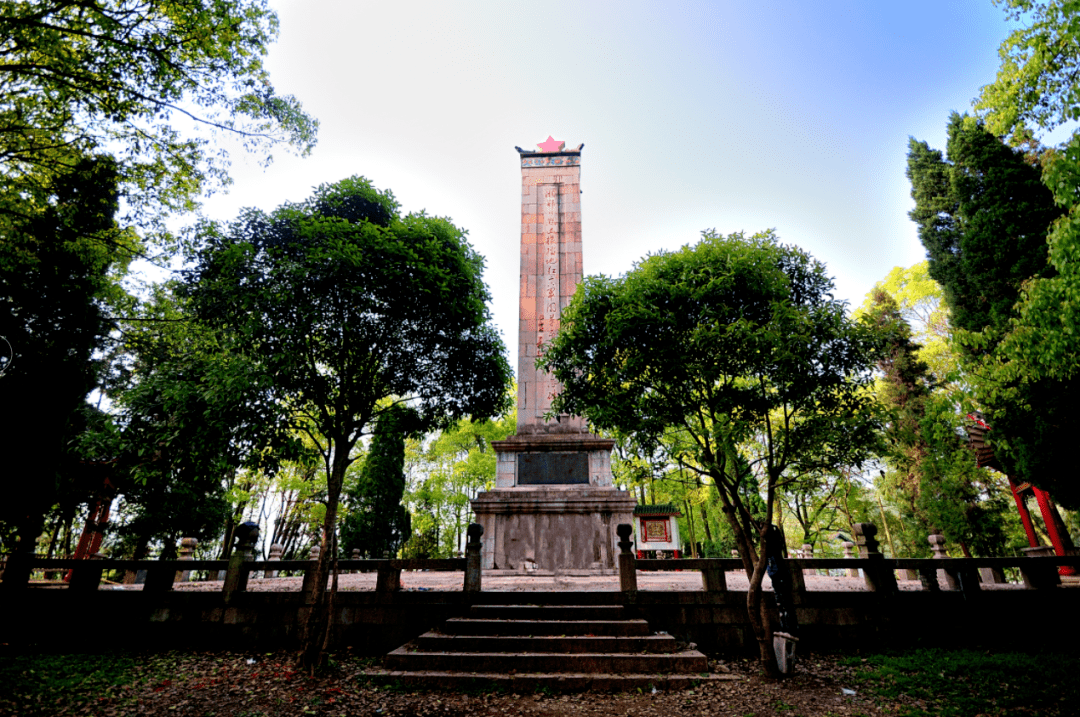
907,112,1060,338
109,283,302,555
907,112,1080,508
0,0,317,573
0,155,133,553
865,289,1010,557
540,229,884,676
967,0,1080,509
854,262,955,382
0,0,318,232
975,0,1080,143
183,175,512,667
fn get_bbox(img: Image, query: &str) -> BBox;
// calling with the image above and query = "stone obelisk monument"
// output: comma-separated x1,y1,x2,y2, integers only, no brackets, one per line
471,137,635,574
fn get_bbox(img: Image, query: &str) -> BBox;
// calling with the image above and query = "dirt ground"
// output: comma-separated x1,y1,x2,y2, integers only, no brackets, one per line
1,650,896,717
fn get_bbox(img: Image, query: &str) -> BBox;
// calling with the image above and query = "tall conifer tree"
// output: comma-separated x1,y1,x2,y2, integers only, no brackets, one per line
340,405,412,559
906,113,1080,507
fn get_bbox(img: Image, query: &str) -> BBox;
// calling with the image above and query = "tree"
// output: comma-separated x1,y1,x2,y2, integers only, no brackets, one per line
340,405,412,560
0,154,133,579
109,283,299,559
854,262,956,382
183,175,512,669
420,408,515,556
0,0,317,233
865,289,1010,557
0,0,317,577
969,0,1080,509
975,0,1080,145
907,113,1060,338
540,229,883,677
907,112,1080,508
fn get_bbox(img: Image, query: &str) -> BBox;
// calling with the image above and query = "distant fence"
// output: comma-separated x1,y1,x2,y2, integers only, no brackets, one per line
630,555,1076,595
2,518,1075,598
2,553,1072,597
0,556,472,597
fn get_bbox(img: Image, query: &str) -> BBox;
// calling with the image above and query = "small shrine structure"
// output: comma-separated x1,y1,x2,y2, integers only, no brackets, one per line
633,503,682,559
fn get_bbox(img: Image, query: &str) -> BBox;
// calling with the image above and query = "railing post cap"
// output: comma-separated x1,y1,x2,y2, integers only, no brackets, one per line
616,523,633,540
467,523,484,542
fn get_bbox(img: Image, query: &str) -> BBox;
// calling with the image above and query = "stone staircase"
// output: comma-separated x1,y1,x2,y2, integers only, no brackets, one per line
364,603,734,692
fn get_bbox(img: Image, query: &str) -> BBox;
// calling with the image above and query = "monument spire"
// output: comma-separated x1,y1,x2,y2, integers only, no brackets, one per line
471,139,634,574
514,137,586,434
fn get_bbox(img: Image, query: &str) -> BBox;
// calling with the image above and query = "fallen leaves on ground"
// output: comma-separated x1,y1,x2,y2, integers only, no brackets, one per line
0,650,896,717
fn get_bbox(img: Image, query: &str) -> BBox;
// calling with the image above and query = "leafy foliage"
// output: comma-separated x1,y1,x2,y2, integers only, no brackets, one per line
966,0,1080,510
906,112,1080,509
853,262,956,382
0,155,133,539
0,0,317,565
109,284,300,552
906,113,1060,339
865,288,1012,557
540,228,885,676
183,175,512,666
0,0,318,233
541,229,883,561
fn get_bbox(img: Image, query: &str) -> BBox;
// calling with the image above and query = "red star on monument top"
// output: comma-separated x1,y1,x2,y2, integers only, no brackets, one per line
537,136,565,152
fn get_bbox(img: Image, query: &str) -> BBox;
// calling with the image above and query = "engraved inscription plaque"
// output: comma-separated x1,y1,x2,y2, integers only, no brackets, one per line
517,452,589,485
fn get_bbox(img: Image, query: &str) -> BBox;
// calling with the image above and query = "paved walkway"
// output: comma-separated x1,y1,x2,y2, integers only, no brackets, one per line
166,569,1031,593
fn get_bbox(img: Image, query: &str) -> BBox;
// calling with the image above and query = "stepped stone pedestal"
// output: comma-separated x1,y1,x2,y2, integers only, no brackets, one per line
471,139,634,574
474,435,635,573
370,602,723,692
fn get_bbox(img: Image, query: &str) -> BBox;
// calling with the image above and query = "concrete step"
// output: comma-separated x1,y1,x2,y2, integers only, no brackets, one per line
468,604,627,621
360,669,740,693
385,647,708,674
442,618,650,637
415,632,679,654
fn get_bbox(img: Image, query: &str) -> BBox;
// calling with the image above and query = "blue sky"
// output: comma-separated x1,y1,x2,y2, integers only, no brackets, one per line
198,0,1018,367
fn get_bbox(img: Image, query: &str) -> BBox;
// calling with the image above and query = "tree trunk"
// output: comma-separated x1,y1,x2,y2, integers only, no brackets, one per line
61,511,75,558
698,501,713,542
44,516,61,560
745,523,781,679
299,440,350,672
684,499,697,558
710,456,782,680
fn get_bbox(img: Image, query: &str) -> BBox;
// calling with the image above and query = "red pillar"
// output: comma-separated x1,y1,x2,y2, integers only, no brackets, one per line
1032,486,1075,576
85,499,112,557
1009,478,1040,549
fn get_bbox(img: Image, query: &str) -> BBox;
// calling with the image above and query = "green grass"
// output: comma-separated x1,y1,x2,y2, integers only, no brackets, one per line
0,651,156,715
842,648,1080,716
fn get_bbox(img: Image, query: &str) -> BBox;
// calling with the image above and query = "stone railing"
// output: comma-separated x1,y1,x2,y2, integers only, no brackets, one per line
3,556,471,595
1,523,487,597
615,522,1077,596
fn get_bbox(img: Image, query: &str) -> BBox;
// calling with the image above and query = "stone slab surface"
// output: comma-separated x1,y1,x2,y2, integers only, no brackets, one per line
414,633,679,654
384,647,708,674
358,669,740,692
441,618,650,636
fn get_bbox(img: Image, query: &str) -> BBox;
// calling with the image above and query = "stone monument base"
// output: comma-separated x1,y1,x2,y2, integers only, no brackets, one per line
471,487,635,573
